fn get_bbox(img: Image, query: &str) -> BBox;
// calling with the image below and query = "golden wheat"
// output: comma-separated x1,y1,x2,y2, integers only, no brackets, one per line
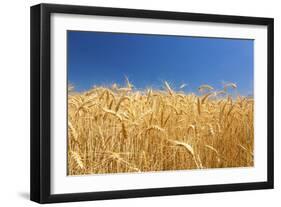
67,80,254,175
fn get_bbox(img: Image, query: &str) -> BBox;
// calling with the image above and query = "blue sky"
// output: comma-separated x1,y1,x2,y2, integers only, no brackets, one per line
67,31,253,95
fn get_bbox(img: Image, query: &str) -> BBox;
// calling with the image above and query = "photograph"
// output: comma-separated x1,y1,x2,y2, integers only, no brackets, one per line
67,31,254,176
30,3,273,203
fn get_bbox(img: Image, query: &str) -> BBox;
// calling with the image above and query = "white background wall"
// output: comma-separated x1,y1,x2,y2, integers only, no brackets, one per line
0,0,279,206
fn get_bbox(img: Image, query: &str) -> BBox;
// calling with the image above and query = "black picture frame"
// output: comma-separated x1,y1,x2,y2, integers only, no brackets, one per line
30,3,274,204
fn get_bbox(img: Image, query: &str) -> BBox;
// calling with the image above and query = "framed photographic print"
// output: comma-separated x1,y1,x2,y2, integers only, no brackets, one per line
30,3,274,203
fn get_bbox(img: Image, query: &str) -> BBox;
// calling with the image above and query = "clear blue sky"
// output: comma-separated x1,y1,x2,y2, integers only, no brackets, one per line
67,31,253,95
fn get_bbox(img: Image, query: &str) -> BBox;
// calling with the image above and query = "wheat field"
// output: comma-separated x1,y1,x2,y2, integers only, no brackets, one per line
67,80,254,175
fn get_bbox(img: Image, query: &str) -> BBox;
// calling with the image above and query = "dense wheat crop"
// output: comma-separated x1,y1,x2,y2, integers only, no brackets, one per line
67,80,254,175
